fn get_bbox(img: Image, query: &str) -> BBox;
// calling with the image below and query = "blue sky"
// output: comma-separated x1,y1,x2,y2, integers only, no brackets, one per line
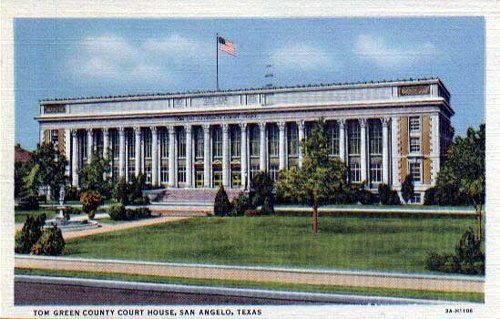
15,17,484,150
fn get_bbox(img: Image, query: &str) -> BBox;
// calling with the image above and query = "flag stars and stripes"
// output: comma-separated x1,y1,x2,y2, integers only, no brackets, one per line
218,36,236,56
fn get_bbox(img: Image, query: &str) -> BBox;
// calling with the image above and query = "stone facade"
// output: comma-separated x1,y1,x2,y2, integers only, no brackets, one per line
37,78,454,203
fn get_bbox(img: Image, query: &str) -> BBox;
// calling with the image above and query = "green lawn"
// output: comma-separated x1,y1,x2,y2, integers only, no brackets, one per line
64,216,477,274
15,208,56,224
15,268,483,303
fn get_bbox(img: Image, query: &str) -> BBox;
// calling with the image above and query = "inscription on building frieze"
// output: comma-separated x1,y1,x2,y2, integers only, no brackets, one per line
202,96,228,106
44,104,66,114
398,85,430,96
175,113,257,122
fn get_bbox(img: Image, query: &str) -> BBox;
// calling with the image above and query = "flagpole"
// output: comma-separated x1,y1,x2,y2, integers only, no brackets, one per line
216,33,219,91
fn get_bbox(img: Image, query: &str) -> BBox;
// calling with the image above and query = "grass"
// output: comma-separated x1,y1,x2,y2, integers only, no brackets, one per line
64,215,478,274
14,208,56,224
15,268,483,303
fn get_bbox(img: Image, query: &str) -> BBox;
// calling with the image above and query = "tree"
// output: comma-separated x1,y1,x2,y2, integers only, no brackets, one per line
435,124,485,240
214,185,232,216
31,142,68,201
79,153,112,198
401,174,414,204
249,171,275,208
113,176,129,205
80,191,102,219
277,120,350,233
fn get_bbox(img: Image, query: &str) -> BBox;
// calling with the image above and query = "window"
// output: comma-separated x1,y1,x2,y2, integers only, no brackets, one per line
212,126,222,158
287,123,299,156
127,165,135,181
177,128,186,158
410,193,422,204
178,164,186,183
369,159,382,183
213,170,222,187
349,160,361,182
249,125,259,156
195,127,204,159
369,120,382,155
409,162,421,183
327,122,340,155
409,116,421,133
231,171,241,187
143,130,152,159
160,164,168,183
269,162,279,181
127,131,135,159
196,171,204,188
410,137,421,153
230,127,241,158
348,121,360,155
144,165,152,183
160,129,169,158
268,124,279,157
250,162,260,180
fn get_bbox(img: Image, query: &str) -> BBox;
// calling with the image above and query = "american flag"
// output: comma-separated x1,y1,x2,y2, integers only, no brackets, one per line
218,36,236,56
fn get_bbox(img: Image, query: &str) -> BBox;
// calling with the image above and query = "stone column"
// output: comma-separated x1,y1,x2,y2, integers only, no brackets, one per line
339,119,346,162
382,118,390,184
203,124,211,188
297,120,305,168
360,119,367,183
185,125,193,188
259,122,267,172
168,125,176,187
86,128,93,163
240,123,248,190
64,128,71,176
391,116,400,187
102,128,109,159
430,113,440,186
222,124,230,187
71,130,79,187
278,121,286,170
134,127,141,177
118,127,125,178
151,127,158,187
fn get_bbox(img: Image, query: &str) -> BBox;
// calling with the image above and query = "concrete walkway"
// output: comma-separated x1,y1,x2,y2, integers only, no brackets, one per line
15,256,483,293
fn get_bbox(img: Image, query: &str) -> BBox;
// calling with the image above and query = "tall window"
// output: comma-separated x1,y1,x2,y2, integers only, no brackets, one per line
249,125,259,156
327,122,340,156
287,123,299,156
349,160,361,182
410,137,421,153
143,129,152,159
212,126,222,159
230,126,241,158
127,131,135,159
160,128,168,158
178,164,186,183
369,120,383,184
409,116,421,133
347,121,361,155
177,128,186,159
268,124,279,157
194,127,204,159
409,161,421,183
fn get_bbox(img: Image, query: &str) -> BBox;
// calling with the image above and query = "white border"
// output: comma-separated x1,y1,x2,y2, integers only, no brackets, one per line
1,1,499,318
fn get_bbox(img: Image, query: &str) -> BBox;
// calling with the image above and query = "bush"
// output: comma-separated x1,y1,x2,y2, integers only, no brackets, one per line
423,187,436,205
244,209,263,217
80,191,102,219
36,226,65,256
64,186,80,201
401,174,415,204
17,195,40,210
356,189,376,205
378,184,391,205
15,214,46,254
425,228,484,275
108,204,126,220
63,206,82,216
113,177,129,205
250,172,274,207
231,192,252,216
214,185,232,216
388,190,401,205
261,196,275,215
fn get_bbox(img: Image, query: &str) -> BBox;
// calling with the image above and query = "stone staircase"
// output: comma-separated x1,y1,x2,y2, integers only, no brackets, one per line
148,188,243,216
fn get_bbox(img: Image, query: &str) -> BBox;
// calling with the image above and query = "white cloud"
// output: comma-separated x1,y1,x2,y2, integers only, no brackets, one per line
354,34,438,68
270,43,334,71
68,33,206,84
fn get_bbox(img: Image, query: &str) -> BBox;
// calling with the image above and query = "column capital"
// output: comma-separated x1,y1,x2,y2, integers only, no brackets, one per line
338,118,346,127
202,123,211,132
359,118,367,128
150,126,157,133
102,127,109,133
133,126,141,134
184,124,192,134
167,125,176,133
222,123,229,133
297,120,305,130
118,126,125,133
382,117,390,127
71,129,78,137
86,128,93,134
277,121,286,131
258,122,266,130
239,122,247,130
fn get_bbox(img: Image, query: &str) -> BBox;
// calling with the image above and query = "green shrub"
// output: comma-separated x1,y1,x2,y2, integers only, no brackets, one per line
135,207,151,219
378,184,391,205
231,192,252,216
401,174,415,204
64,186,80,201
113,177,129,205
388,190,401,205
261,196,275,215
80,191,101,219
15,214,46,254
214,185,232,216
108,204,126,220
18,195,39,210
249,172,274,207
425,228,484,275
356,189,376,205
36,226,65,256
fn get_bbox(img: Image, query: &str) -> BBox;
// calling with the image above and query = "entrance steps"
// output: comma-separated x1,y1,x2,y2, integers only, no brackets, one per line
148,188,243,215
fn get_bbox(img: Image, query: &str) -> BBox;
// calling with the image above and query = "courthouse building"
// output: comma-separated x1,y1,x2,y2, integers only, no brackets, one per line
36,78,454,203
